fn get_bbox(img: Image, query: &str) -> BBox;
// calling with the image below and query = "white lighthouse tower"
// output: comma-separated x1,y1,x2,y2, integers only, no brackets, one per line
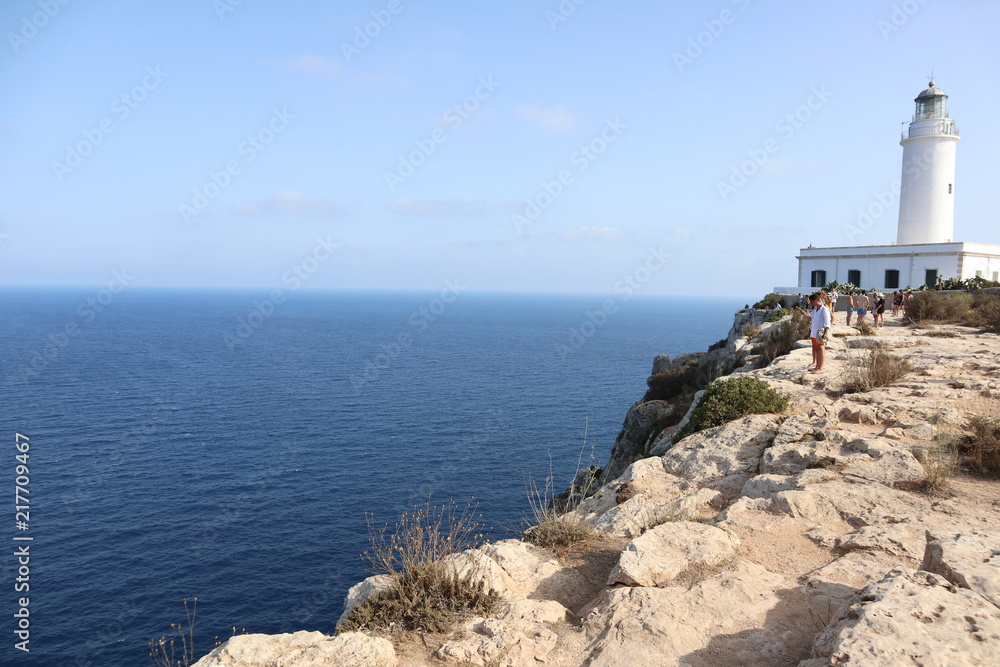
896,81,960,245
778,79,1000,295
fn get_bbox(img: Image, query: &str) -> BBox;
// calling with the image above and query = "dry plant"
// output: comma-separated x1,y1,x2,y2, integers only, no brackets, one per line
741,322,762,341
148,597,198,667
522,420,599,549
959,414,1000,477
841,348,913,394
854,319,875,336
340,498,500,634
905,438,958,497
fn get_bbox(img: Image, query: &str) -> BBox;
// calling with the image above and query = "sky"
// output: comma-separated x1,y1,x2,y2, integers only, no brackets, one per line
1,0,998,297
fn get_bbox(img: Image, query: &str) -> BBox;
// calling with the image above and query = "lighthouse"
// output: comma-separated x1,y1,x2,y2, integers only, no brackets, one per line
777,79,1000,295
896,81,960,245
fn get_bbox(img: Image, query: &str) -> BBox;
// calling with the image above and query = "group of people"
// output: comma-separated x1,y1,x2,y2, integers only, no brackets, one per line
799,289,913,374
796,289,913,328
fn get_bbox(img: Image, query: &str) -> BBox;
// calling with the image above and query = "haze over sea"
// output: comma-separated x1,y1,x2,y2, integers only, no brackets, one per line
0,289,746,667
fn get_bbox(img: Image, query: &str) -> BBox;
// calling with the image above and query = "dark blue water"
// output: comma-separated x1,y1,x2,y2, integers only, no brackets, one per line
0,288,744,666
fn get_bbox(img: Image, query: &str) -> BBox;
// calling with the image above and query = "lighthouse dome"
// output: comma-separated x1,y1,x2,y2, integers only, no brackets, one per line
916,81,947,99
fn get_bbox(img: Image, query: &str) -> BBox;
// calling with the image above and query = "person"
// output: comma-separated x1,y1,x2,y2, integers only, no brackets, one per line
808,291,831,373
829,289,839,324
875,293,886,327
855,290,869,325
845,292,855,326
797,293,806,310
892,290,902,317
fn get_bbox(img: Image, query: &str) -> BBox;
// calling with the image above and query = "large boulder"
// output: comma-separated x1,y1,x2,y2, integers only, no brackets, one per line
607,521,739,587
435,598,570,666
809,568,1000,665
191,631,397,667
602,401,677,483
921,530,1000,609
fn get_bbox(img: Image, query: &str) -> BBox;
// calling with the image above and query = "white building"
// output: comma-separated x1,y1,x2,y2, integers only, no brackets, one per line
778,81,1000,293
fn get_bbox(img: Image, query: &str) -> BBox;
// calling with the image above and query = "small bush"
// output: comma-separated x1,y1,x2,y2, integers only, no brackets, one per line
752,293,783,309
674,377,789,441
906,291,973,324
340,499,499,634
741,322,762,341
959,415,1000,477
643,358,731,403
767,308,790,322
841,349,914,394
707,338,727,352
752,310,811,366
968,293,1000,333
854,319,875,335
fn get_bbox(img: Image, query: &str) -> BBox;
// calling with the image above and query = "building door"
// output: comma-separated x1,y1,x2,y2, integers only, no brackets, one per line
925,269,938,288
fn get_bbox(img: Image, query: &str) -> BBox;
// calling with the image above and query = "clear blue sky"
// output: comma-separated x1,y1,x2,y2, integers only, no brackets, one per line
2,0,998,296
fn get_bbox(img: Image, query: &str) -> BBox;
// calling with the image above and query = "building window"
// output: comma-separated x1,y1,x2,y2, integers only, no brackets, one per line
885,270,900,289
810,270,827,288
993,272,999,283
948,184,953,194
925,269,938,288
847,270,861,286
976,270,984,278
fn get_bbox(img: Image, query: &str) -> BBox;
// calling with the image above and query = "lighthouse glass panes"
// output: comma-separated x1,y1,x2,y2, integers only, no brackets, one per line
915,94,946,120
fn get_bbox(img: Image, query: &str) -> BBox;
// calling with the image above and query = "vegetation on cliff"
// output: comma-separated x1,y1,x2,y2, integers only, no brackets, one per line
674,376,789,442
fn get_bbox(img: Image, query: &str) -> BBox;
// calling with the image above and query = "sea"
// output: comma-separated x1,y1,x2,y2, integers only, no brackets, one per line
0,288,747,667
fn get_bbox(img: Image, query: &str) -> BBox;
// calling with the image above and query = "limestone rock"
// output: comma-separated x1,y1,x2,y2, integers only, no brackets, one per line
809,568,1000,665
602,401,677,483
191,631,397,667
435,599,569,666
921,530,1000,609
608,520,739,587
661,414,781,502
336,574,393,627
447,539,590,610
581,561,792,666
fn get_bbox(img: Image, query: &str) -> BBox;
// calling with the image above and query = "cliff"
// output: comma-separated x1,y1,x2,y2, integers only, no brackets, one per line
193,312,1000,666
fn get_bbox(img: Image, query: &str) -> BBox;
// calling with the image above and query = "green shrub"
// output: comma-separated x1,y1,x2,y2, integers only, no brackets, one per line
707,338,727,352
767,308,790,322
752,293,783,309
752,310,811,366
674,377,789,442
906,291,973,324
841,349,914,393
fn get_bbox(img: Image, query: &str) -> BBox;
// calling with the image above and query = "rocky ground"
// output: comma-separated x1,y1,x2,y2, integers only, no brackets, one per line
193,314,1000,666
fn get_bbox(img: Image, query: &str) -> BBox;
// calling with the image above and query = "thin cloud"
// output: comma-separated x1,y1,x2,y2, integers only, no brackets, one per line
564,226,626,241
233,191,345,217
386,198,517,217
516,104,577,133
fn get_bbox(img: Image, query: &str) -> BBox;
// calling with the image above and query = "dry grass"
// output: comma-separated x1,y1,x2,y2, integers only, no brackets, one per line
854,319,875,336
522,425,600,550
841,348,914,394
339,499,500,634
148,598,198,667
959,415,1000,477
901,441,958,497
752,310,811,366
741,322,762,341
